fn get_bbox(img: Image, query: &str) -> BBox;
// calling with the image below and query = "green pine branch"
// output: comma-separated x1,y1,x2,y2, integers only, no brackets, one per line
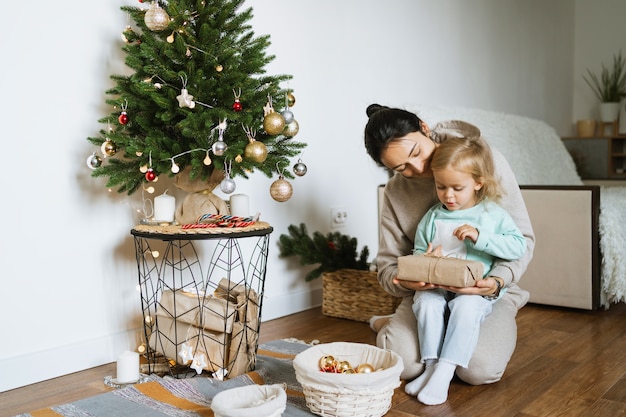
278,223,370,282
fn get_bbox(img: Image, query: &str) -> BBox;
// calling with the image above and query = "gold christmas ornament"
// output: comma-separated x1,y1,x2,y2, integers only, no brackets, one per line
244,140,268,163
287,92,296,107
104,140,117,156
263,112,286,135
319,355,337,372
101,140,117,157
283,119,299,138
270,176,293,202
356,363,375,374
144,2,170,31
336,361,352,373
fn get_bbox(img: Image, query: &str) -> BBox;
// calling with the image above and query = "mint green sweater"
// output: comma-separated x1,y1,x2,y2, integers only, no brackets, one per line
414,200,527,277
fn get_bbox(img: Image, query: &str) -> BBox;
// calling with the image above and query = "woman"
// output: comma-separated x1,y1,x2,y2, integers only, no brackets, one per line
364,104,534,386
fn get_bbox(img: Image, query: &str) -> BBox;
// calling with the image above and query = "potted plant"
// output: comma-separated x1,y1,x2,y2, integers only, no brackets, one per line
278,223,400,322
583,51,626,122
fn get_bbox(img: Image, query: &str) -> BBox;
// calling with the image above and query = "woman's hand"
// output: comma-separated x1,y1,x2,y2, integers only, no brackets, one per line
393,277,440,291
439,277,502,296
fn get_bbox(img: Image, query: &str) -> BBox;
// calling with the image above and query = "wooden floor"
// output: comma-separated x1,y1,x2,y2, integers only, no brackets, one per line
2,302,626,417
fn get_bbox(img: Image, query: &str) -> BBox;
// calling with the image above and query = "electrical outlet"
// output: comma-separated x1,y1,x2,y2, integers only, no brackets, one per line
330,206,348,228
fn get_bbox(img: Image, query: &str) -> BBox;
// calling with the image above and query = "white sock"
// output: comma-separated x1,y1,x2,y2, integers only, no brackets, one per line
417,361,456,405
404,359,436,396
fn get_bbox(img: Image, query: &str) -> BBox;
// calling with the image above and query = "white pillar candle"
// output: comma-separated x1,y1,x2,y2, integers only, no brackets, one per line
116,350,140,383
154,190,176,222
230,194,249,217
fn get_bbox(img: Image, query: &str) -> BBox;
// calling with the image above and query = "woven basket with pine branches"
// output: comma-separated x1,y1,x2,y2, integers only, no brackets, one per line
278,223,401,322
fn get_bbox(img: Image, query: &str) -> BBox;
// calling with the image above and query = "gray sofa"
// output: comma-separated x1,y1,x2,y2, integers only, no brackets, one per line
391,105,626,310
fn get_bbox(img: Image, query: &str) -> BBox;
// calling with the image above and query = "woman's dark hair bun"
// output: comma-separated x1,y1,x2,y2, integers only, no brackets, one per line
366,103,389,118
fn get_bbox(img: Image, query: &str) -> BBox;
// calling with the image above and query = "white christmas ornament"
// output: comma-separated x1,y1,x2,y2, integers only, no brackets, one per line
190,353,207,374
176,88,196,108
178,342,194,364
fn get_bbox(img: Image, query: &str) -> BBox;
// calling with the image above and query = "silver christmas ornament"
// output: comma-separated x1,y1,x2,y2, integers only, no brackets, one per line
293,159,308,176
220,177,236,194
212,140,228,156
281,109,294,124
86,153,102,169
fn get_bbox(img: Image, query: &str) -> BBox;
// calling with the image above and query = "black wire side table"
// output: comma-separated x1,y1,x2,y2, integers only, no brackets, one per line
130,222,273,379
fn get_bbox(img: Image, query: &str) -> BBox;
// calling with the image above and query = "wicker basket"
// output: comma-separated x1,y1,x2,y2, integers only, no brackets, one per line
322,269,402,322
293,342,403,417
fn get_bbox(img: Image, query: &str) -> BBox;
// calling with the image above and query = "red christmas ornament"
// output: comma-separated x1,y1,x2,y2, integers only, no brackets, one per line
232,99,242,112
145,168,156,182
119,111,129,125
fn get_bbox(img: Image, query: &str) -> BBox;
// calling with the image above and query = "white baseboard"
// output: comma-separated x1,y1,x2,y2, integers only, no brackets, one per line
0,328,141,392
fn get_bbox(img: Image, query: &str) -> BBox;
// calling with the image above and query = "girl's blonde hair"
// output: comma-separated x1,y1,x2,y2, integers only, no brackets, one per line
431,136,504,203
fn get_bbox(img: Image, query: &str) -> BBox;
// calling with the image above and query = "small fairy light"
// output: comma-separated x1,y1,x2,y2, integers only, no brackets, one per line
151,250,160,258
145,186,155,194
144,316,153,325
203,152,212,165
170,159,180,173
140,164,148,173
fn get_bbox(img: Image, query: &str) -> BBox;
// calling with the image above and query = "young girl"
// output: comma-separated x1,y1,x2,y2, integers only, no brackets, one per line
406,136,526,405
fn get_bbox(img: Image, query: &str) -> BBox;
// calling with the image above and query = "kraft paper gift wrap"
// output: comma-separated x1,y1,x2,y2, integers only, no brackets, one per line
397,254,484,287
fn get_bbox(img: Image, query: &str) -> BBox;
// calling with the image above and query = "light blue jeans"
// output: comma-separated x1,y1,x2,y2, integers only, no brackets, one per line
412,289,496,368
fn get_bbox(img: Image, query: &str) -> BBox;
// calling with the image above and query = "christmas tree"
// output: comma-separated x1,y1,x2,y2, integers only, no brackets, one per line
86,0,306,196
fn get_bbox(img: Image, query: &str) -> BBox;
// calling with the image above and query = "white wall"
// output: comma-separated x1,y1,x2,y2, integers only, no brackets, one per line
0,0,618,392
572,0,626,128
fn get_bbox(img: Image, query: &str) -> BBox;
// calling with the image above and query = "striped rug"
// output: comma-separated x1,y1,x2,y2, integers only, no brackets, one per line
16,340,315,417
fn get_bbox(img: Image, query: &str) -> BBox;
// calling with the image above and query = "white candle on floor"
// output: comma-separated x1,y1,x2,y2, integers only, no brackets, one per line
230,194,249,217
154,191,176,222
116,350,140,383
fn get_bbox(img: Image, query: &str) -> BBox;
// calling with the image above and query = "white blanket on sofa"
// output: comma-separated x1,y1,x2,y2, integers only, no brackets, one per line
599,186,626,305
410,105,625,307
